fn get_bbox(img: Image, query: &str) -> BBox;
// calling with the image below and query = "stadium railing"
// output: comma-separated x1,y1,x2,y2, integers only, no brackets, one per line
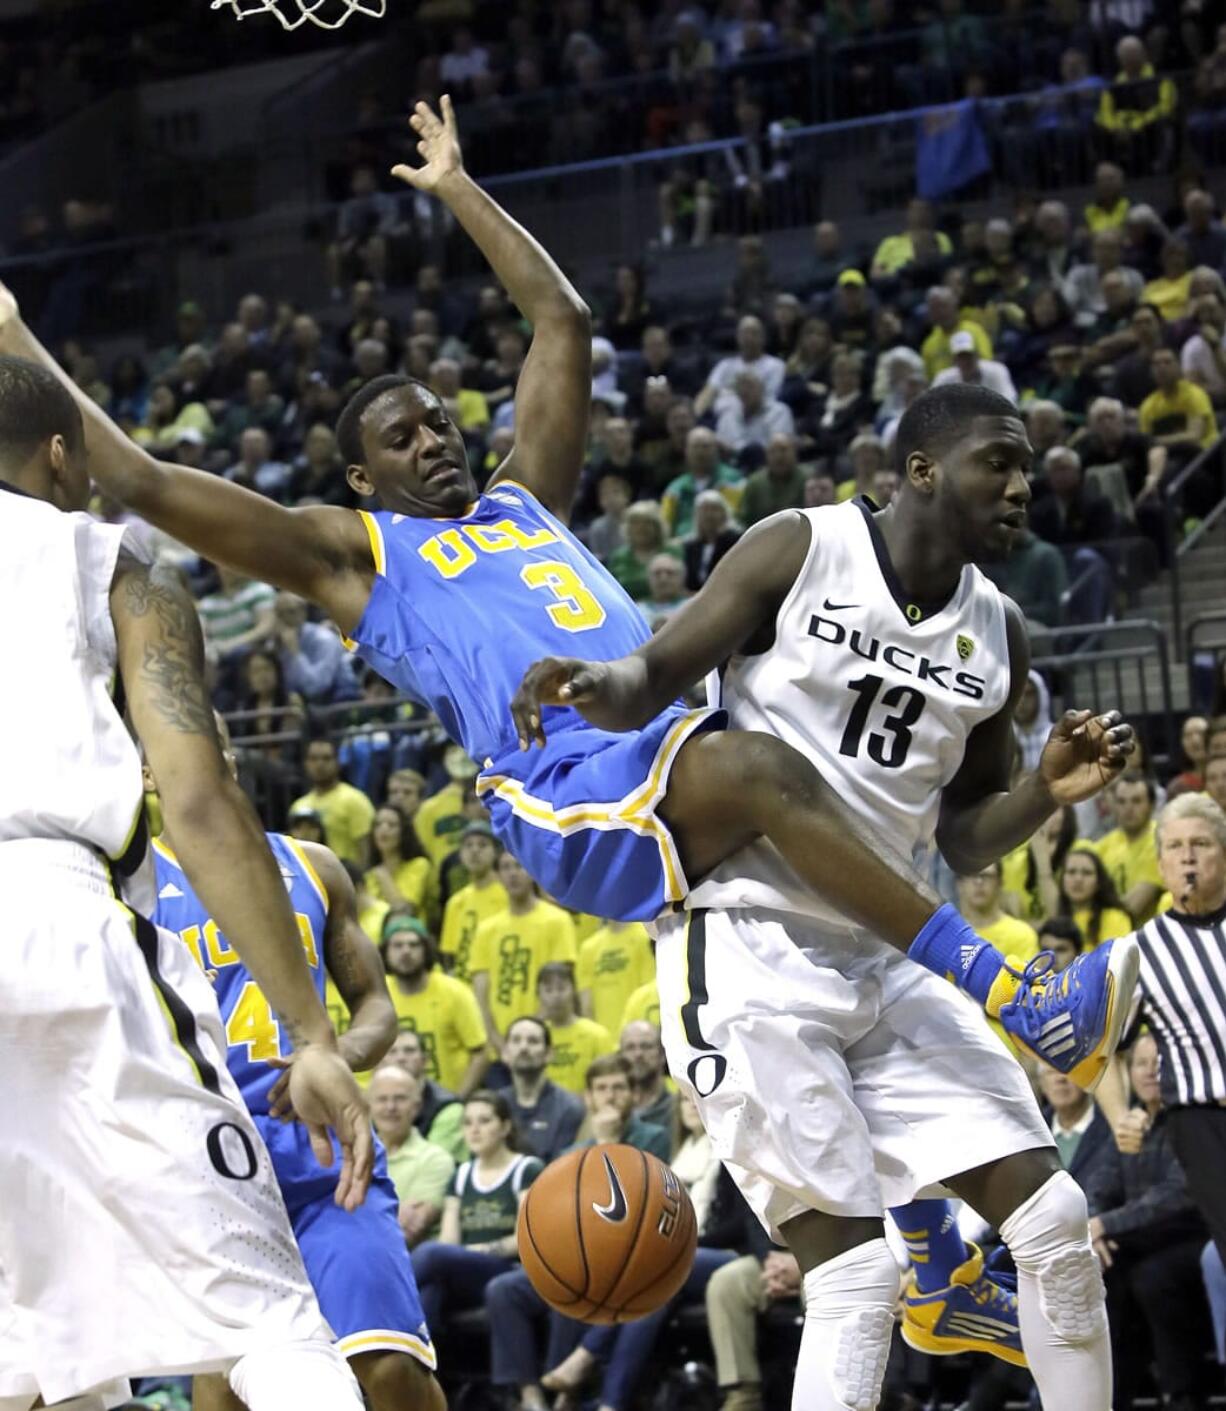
1031,619,1177,771
4,77,1191,334
1162,429,1226,652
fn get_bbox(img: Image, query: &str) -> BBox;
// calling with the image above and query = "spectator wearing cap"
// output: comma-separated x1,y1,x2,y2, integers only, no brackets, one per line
369,1064,456,1248
286,805,326,846
636,554,689,630
1084,162,1131,233
170,425,208,469
683,490,741,592
826,269,875,351
869,198,953,280
415,746,480,868
661,428,744,538
439,820,506,984
693,316,785,419
381,912,489,1099
1143,240,1194,323
714,370,794,457
607,501,683,602
1176,189,1226,271
1096,34,1178,174
932,331,1018,403
1029,447,1117,548
291,736,376,866
740,432,808,528
1066,228,1145,326
920,286,993,379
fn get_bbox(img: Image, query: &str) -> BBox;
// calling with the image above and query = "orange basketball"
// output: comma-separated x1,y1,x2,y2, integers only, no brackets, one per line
517,1143,697,1324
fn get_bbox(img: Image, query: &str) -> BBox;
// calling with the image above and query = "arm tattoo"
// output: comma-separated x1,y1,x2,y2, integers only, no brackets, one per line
122,563,217,736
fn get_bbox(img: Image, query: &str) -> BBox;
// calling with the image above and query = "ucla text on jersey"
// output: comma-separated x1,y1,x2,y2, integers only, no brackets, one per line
153,833,328,1114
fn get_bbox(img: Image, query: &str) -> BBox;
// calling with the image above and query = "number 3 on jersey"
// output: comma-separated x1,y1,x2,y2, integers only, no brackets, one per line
521,560,606,633
839,673,926,769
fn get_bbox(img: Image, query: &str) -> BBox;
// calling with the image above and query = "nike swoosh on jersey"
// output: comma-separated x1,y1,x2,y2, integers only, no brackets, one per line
821,598,861,611
591,1152,629,1224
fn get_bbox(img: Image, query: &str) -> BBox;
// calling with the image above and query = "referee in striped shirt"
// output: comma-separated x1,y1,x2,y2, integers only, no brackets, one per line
1098,792,1226,1262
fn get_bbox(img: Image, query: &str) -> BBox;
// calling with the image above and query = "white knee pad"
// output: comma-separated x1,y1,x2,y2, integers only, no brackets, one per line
1000,1170,1107,1346
800,1238,901,1411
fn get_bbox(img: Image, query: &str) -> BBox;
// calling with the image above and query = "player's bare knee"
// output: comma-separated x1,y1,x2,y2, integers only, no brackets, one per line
351,1350,443,1411
729,732,817,817
1000,1170,1106,1346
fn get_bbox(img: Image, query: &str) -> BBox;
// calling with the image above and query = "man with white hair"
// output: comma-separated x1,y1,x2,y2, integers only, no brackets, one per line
714,368,794,453
932,330,1018,402
1098,793,1226,1268
1029,446,1116,547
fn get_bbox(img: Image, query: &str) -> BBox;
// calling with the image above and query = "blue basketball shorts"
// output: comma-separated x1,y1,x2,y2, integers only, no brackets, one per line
477,704,724,921
256,1117,436,1367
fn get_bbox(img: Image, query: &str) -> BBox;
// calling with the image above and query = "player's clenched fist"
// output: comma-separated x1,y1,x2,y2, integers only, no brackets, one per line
511,656,610,749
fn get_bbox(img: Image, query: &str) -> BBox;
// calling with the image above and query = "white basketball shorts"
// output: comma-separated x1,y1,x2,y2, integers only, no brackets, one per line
0,840,329,1409
655,906,1053,1239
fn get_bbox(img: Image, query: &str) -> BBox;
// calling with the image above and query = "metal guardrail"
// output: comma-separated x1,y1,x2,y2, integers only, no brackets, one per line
1031,619,1176,771
1163,431,1226,651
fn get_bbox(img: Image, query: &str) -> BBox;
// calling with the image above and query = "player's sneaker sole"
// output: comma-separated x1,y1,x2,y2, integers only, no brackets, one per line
1068,934,1139,1093
901,1310,1028,1368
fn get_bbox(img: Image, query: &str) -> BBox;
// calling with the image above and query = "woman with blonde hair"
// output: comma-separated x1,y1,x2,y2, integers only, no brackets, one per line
606,499,681,601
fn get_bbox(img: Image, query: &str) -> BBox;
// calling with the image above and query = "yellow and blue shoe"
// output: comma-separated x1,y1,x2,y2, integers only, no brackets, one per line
901,1243,1026,1368
990,936,1140,1092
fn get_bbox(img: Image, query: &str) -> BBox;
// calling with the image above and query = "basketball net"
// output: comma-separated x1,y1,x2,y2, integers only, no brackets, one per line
211,0,385,29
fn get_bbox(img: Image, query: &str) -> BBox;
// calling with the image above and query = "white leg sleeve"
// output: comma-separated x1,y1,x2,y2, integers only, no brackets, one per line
792,1238,900,1411
229,1338,363,1411
999,1170,1112,1411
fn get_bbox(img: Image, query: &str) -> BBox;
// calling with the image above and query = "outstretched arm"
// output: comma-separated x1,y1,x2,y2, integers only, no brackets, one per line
0,292,374,634
937,601,1134,873
113,559,373,1206
393,97,591,521
511,511,811,745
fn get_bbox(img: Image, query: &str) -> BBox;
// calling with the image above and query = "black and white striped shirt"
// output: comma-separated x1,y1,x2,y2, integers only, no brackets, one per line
1130,903,1226,1108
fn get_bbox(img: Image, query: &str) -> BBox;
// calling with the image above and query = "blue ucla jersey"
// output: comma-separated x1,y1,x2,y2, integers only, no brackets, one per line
152,832,329,1116
349,480,652,763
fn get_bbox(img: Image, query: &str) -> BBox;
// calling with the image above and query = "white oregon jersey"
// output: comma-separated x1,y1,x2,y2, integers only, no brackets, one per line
688,499,1011,923
0,485,148,879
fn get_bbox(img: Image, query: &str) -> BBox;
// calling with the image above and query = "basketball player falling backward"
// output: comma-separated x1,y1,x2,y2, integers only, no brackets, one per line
147,719,444,1411
0,360,377,1411
0,96,1133,1381
514,387,1130,1408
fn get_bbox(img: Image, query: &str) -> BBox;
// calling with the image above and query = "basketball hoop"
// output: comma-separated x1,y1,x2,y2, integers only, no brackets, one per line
211,0,385,29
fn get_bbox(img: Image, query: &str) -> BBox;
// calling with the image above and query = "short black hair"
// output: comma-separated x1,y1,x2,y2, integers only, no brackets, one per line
1113,768,1157,804
0,354,83,465
1037,916,1083,952
506,1015,552,1047
536,961,576,992
894,383,1020,474
335,373,429,466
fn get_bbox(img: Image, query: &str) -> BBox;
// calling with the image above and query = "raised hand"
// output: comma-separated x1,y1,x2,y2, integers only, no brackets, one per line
391,95,464,194
510,656,609,749
1039,709,1135,806
0,280,17,331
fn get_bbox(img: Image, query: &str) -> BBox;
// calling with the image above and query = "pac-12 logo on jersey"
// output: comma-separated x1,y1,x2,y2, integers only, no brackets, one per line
805,614,987,701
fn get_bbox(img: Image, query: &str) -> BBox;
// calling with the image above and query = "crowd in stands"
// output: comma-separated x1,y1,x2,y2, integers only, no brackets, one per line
11,3,1219,1407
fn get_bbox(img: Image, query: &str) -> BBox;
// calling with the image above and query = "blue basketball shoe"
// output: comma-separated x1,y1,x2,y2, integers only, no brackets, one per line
902,1243,1025,1367
994,936,1140,1091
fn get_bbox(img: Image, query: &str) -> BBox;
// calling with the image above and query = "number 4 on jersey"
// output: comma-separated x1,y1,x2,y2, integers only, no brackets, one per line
839,674,926,769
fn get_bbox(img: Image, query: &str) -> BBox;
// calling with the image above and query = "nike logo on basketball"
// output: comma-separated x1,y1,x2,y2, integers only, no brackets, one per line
822,597,860,611
592,1153,628,1224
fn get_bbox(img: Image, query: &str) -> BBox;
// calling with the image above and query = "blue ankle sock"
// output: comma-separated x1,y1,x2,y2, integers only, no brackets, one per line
891,1199,970,1293
907,903,1005,1006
